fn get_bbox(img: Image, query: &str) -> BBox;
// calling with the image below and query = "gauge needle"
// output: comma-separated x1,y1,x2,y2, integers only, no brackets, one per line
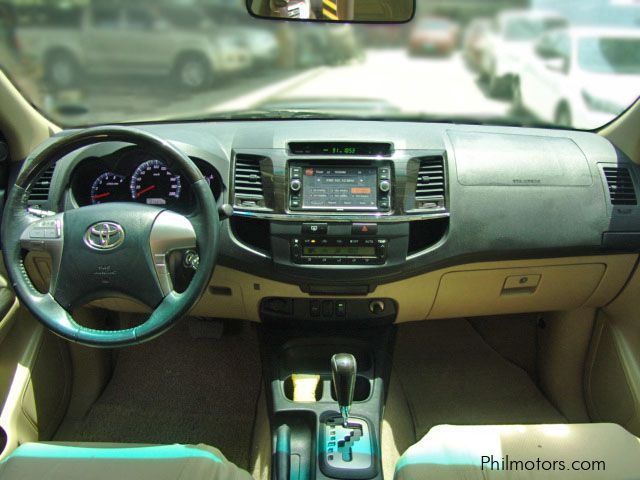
136,185,156,198
92,192,111,200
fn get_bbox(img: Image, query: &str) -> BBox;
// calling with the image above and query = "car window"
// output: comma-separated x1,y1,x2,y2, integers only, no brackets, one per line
93,7,121,30
159,7,204,29
578,36,640,74
124,8,154,30
504,17,567,41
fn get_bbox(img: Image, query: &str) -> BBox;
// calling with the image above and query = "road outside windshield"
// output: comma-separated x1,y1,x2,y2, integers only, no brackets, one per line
0,0,639,129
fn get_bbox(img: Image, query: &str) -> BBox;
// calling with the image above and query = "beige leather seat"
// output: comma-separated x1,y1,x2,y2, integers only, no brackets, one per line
394,423,640,480
0,442,252,480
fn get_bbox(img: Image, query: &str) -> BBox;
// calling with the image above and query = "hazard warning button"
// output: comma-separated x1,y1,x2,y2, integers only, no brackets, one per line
351,223,378,235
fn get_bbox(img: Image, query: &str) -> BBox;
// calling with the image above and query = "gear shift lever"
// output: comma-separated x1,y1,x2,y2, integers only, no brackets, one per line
331,353,357,427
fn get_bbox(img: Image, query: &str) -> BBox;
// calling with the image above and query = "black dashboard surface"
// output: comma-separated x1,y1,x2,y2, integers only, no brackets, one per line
41,120,640,288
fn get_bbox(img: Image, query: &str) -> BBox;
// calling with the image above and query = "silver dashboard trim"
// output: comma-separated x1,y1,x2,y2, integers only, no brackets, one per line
149,211,197,295
231,210,450,223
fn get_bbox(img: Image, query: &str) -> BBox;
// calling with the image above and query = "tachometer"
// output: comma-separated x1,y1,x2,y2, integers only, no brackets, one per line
130,159,181,206
91,172,127,204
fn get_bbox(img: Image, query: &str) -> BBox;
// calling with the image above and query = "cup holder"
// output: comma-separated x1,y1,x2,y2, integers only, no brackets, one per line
283,375,371,402
283,375,323,402
330,375,371,402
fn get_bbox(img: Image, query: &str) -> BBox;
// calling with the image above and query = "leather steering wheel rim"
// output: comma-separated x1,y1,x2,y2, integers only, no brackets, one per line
1,126,219,347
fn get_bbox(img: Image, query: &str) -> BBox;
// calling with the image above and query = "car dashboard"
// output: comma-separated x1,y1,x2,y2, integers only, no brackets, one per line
26,120,640,324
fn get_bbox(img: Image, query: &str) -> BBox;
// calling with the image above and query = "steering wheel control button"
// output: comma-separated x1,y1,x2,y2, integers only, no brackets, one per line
352,223,377,235
84,222,125,251
29,227,45,238
153,253,168,275
302,223,328,235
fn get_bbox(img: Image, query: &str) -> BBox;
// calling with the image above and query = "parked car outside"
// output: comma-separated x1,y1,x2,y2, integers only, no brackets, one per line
480,9,567,97
290,23,360,68
228,27,279,69
514,26,640,129
409,17,459,57
16,3,251,91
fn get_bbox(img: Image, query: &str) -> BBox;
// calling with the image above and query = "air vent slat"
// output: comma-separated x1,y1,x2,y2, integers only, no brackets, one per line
27,163,57,204
233,154,265,207
603,167,637,206
415,156,445,202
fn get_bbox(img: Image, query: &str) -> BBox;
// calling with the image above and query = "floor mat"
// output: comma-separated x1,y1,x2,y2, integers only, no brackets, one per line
55,320,262,469
393,318,566,441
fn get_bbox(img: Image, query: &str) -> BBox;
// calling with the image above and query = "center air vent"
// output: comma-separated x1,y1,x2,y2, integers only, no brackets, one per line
414,156,445,210
603,166,637,206
233,154,266,209
28,162,57,206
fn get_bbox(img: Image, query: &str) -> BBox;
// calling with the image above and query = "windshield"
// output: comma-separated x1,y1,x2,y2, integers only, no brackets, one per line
0,0,638,130
578,36,640,74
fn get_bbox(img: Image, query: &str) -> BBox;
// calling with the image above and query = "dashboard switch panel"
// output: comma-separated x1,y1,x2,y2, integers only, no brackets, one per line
260,298,396,324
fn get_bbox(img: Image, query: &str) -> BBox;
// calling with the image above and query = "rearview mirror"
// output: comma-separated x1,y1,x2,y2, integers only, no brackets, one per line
246,0,415,23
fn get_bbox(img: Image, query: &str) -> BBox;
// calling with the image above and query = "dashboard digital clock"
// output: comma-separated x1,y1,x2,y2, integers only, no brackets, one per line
288,142,393,156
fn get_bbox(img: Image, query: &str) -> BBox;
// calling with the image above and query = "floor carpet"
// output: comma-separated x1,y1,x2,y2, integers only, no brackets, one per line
393,318,566,441
55,320,262,469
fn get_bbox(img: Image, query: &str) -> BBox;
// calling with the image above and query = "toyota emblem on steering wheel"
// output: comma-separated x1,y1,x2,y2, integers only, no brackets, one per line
84,222,125,251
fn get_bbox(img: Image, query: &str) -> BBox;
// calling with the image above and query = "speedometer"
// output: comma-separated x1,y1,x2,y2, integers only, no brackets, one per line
130,159,181,206
91,172,127,204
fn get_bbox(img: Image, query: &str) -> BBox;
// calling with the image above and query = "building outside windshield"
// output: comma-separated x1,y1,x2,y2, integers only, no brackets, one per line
0,0,638,129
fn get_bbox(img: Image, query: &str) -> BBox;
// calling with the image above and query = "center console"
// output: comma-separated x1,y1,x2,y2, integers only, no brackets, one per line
228,140,449,315
261,326,394,480
230,141,446,478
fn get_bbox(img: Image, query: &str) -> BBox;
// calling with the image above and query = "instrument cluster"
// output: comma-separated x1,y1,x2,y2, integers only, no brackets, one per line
70,147,223,212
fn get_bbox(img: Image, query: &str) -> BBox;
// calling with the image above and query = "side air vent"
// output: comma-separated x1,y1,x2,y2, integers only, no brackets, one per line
28,162,57,206
233,154,266,209
414,156,445,210
603,167,637,206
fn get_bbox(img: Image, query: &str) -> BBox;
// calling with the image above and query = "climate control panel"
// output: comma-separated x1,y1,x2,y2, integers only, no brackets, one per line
291,237,388,265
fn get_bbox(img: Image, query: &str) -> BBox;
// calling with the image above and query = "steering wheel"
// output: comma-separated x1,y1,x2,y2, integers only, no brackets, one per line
1,126,219,347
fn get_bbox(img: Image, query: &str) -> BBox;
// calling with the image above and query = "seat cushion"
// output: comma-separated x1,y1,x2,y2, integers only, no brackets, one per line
394,423,640,480
0,442,253,480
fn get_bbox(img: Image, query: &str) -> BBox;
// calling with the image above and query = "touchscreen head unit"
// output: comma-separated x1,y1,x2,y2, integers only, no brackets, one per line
289,163,391,212
303,166,377,209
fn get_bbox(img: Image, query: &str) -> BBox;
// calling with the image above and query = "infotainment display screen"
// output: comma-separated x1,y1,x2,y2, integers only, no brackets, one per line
301,166,377,210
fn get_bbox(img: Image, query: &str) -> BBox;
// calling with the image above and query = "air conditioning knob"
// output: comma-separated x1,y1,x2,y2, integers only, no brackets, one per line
369,300,385,314
379,179,391,193
290,179,302,192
